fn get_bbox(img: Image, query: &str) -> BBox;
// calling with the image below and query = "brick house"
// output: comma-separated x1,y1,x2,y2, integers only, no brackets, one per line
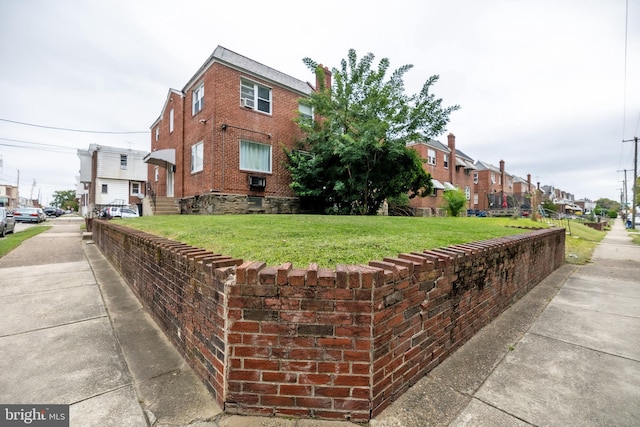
145,46,327,214
77,144,147,216
408,133,476,216
473,159,519,212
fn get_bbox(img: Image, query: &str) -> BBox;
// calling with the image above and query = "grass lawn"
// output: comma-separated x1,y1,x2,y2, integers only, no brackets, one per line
0,226,51,257
117,214,584,268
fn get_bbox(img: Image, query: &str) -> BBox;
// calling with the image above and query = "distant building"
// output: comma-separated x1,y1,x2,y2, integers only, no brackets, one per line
77,144,147,216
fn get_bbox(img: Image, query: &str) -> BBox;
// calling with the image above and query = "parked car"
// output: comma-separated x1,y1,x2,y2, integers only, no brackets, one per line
37,208,47,222
103,206,139,218
43,206,62,217
13,207,44,223
0,207,15,237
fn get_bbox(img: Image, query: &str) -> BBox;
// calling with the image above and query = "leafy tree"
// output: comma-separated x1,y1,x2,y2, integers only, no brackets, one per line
442,188,467,217
52,190,78,211
595,198,620,213
285,49,459,215
541,200,557,214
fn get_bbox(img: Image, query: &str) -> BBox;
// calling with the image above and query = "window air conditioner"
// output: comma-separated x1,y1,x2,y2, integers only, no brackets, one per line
248,176,266,188
241,98,254,108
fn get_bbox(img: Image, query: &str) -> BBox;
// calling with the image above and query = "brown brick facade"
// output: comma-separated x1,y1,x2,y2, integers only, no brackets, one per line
91,220,565,422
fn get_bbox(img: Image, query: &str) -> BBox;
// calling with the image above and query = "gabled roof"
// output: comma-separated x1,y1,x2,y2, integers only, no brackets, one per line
151,88,183,129
184,45,313,97
408,139,450,152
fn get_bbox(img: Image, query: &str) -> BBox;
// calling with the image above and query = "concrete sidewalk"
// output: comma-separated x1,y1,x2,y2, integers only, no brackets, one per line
1,217,639,426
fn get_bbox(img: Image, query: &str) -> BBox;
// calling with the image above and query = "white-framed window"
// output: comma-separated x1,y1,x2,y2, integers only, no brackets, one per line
120,154,127,169
131,182,140,195
498,175,502,185
240,140,272,173
169,108,174,133
444,154,449,169
154,166,159,182
427,149,436,166
491,173,496,184
192,83,204,115
464,186,471,200
473,193,478,205
508,178,512,188
155,127,159,141
473,172,478,184
191,141,204,173
299,102,313,123
101,184,108,194
240,78,272,114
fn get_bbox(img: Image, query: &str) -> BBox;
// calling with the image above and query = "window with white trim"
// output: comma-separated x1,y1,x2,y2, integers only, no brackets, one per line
169,108,174,133
240,140,272,173
131,182,140,195
154,166,159,182
192,83,204,115
155,127,159,141
191,141,204,173
464,186,471,200
491,173,496,184
101,184,108,194
427,149,436,166
444,154,449,169
299,102,313,123
120,154,127,169
473,193,478,205
473,172,478,184
241,79,271,114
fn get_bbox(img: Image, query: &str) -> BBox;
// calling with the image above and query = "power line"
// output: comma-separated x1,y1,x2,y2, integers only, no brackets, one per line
0,117,148,134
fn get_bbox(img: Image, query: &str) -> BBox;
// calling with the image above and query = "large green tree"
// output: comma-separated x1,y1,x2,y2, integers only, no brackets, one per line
285,49,459,215
52,189,78,211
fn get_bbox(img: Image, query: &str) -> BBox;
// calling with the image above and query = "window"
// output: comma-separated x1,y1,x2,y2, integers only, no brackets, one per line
444,154,449,169
120,154,127,169
155,127,159,141
473,193,478,205
131,182,140,195
465,186,471,200
491,173,496,184
427,149,436,166
241,79,272,114
508,178,512,188
240,140,271,173
101,184,108,194
154,166,159,182
169,108,174,133
473,172,478,184
192,83,204,115
299,102,313,123
191,141,204,173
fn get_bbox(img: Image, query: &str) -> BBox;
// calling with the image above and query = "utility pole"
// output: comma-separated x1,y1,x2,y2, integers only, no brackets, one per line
618,168,630,216
622,137,638,229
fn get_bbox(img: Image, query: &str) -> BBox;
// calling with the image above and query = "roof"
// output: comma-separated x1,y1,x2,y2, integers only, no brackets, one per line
184,46,313,96
408,139,450,152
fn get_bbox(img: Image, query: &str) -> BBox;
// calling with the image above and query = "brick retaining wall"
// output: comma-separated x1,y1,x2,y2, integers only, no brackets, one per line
91,220,564,422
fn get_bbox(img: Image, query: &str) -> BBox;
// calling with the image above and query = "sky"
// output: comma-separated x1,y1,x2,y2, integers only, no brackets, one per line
0,0,639,206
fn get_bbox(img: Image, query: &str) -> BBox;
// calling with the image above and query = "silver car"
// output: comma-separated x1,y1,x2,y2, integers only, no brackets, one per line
0,207,16,237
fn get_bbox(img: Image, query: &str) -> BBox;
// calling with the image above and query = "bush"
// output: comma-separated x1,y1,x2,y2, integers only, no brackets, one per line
443,189,467,217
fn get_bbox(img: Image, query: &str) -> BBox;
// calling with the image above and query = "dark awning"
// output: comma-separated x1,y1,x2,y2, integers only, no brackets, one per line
144,149,175,169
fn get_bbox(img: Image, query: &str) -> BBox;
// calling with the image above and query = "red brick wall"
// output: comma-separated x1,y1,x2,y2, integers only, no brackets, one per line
91,220,565,422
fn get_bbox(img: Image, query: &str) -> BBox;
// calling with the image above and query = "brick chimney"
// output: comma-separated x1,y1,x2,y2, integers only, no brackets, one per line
527,174,532,192
499,160,505,192
316,64,332,91
447,133,456,184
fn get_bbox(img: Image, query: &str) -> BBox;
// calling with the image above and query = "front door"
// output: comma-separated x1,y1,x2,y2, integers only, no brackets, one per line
166,169,174,197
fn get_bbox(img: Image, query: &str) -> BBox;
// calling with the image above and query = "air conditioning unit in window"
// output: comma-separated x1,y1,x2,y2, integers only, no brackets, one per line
248,176,266,189
241,98,254,109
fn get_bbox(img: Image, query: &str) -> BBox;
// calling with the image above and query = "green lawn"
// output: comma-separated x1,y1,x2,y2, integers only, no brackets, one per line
0,226,51,257
118,215,557,268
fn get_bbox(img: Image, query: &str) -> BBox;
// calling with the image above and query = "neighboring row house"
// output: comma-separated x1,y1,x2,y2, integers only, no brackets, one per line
408,133,537,216
146,45,328,214
145,45,571,217
77,144,148,216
